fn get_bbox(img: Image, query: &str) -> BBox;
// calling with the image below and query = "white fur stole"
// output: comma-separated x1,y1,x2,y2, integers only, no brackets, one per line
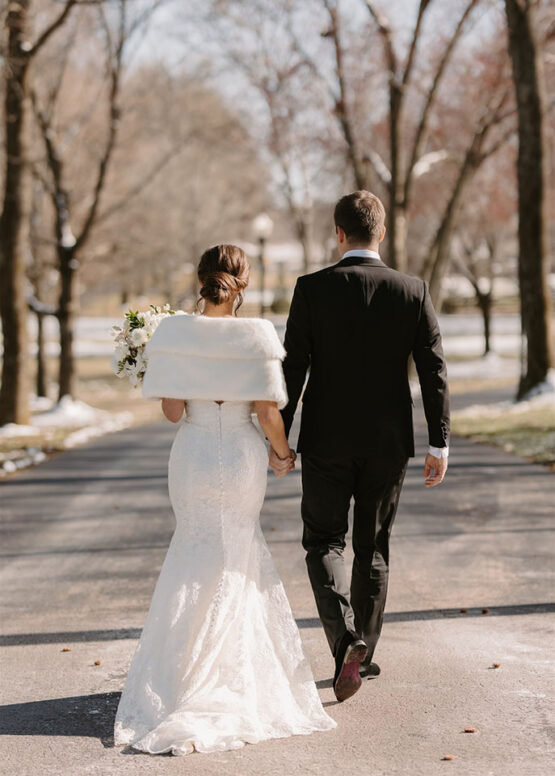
141,313,288,409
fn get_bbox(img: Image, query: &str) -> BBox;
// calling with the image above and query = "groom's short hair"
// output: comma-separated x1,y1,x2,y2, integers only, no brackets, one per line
334,190,386,244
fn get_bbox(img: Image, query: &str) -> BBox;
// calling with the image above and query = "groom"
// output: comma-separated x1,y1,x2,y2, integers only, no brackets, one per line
270,190,450,702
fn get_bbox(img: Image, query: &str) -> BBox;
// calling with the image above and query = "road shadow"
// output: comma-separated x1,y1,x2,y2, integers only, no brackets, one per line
2,602,553,647
0,692,120,749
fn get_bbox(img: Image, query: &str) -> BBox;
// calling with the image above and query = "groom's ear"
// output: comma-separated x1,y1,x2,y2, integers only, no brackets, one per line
379,225,386,243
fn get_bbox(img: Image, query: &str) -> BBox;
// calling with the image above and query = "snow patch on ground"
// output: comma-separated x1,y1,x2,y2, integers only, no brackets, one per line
32,395,106,428
519,369,555,401
409,353,520,392
0,396,134,476
452,390,555,420
446,352,520,381
0,423,39,437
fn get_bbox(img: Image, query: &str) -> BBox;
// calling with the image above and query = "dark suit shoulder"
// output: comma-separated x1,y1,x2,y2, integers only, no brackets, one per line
382,268,426,297
295,264,339,285
299,262,425,299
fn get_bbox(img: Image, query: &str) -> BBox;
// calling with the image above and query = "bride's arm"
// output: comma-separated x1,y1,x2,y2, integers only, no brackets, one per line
255,401,294,463
161,398,185,422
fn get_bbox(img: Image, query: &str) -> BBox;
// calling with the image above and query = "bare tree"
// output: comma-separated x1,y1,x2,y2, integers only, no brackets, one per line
505,0,553,398
422,86,516,306
453,235,497,355
78,64,269,310
0,0,78,424
32,1,127,400
31,1,176,400
207,0,335,274
319,0,480,271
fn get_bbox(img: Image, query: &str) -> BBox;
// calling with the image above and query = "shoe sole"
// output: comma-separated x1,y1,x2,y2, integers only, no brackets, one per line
334,642,368,702
359,662,381,677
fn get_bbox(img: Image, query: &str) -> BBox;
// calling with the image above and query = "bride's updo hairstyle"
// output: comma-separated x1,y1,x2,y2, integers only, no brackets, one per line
196,244,250,315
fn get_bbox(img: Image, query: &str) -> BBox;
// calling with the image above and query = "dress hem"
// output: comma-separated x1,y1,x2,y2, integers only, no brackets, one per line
115,718,337,756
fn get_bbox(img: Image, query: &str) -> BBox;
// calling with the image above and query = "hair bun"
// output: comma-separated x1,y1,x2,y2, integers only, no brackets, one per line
196,245,250,312
199,271,242,305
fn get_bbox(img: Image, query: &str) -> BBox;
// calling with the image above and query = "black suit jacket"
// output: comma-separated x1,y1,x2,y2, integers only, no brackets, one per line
280,254,450,459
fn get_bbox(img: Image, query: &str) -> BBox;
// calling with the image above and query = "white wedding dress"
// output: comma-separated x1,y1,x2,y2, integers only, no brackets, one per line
114,398,336,755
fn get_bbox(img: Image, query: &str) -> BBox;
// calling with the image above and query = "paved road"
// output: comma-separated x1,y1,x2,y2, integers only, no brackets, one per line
1,391,554,776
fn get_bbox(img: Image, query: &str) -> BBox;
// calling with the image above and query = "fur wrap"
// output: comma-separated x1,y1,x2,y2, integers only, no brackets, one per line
141,313,288,409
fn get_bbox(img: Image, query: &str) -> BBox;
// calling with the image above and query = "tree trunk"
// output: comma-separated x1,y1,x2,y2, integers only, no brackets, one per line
0,2,32,425
387,86,408,272
36,312,48,398
505,0,552,399
388,200,407,273
477,291,492,356
295,211,313,275
57,248,77,400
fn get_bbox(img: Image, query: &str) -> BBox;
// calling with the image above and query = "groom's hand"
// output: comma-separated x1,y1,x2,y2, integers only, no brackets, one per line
269,447,296,477
424,453,447,487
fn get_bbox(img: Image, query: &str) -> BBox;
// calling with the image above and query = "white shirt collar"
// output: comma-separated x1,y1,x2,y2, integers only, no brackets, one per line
341,249,382,260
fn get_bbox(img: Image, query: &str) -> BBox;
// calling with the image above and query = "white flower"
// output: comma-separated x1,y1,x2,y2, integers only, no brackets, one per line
111,303,177,388
114,342,128,359
130,327,149,347
110,354,122,375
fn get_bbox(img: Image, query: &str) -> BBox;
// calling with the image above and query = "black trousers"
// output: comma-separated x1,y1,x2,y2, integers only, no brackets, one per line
300,451,409,660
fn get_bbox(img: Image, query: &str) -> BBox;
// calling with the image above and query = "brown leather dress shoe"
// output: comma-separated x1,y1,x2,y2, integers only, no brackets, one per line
333,632,368,702
359,660,381,677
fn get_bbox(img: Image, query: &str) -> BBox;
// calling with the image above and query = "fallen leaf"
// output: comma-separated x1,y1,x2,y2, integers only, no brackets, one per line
94,659,102,665
492,662,501,668
61,647,71,652
460,608,468,613
442,754,455,761
482,608,489,614
464,727,476,733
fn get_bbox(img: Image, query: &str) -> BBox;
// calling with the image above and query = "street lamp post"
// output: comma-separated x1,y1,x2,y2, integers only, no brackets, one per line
252,212,273,318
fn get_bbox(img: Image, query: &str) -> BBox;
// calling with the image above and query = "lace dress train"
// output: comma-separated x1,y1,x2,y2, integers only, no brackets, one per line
113,399,336,755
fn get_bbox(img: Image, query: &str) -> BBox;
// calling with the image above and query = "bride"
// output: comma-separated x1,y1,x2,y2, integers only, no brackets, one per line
113,244,337,756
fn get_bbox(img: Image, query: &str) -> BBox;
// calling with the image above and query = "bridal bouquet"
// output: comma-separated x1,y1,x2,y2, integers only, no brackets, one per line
110,304,185,387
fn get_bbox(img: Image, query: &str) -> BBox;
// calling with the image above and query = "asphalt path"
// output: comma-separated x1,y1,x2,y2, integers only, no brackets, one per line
1,389,554,776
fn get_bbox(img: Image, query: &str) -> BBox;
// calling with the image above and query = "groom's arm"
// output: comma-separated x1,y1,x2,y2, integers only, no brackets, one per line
412,281,450,453
280,277,311,440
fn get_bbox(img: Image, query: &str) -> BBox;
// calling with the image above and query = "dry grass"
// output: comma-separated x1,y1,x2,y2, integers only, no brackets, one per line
451,399,555,468
447,376,517,395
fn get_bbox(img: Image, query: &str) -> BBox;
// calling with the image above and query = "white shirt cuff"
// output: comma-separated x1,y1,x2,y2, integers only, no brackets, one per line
429,445,449,458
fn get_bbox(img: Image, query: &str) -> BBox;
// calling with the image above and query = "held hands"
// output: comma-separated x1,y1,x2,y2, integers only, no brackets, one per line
269,447,297,478
424,453,448,487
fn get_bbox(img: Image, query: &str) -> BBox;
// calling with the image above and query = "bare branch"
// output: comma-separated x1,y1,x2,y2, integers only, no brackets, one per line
324,1,366,187
42,27,77,121
423,84,512,300
362,149,391,184
363,1,397,76
401,0,432,88
30,90,63,203
75,0,127,250
403,0,480,207
94,142,192,226
30,0,78,57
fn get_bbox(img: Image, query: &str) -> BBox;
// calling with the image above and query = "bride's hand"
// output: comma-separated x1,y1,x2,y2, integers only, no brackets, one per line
269,447,296,477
